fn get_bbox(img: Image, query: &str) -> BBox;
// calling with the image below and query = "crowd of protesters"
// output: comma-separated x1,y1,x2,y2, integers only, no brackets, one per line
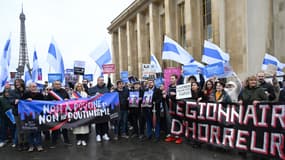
0,70,284,159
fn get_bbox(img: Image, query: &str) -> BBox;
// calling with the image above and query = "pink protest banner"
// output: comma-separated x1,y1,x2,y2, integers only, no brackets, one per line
163,67,181,89
103,64,116,74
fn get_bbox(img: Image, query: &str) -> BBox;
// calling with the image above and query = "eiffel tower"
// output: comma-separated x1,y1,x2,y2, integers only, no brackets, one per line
16,6,31,78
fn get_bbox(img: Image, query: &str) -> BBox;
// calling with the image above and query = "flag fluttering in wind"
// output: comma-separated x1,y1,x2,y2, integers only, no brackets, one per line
47,39,65,84
24,64,32,86
0,37,11,92
32,50,39,82
262,53,285,75
202,40,229,64
150,54,162,73
89,40,111,69
162,35,194,64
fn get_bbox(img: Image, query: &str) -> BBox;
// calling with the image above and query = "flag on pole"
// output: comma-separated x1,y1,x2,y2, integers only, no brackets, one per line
32,50,39,82
24,64,32,86
202,40,230,64
150,54,162,73
0,37,11,92
162,35,194,64
89,40,111,69
47,39,65,84
262,53,285,75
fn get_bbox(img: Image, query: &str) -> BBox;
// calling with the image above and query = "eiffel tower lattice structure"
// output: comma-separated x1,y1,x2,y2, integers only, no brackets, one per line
16,6,31,79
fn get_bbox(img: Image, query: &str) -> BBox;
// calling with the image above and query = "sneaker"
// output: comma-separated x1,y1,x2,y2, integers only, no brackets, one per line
49,144,56,149
77,140,82,146
36,146,44,152
113,135,118,141
165,136,176,142
11,144,16,148
81,141,87,146
102,134,110,141
175,137,183,144
28,146,34,152
96,135,102,142
121,133,129,139
0,142,5,148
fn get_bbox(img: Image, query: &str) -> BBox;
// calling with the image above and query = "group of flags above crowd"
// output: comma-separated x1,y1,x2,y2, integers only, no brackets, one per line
1,35,285,92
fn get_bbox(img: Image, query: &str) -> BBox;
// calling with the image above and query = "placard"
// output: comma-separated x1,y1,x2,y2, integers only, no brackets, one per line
103,64,116,74
176,83,192,99
48,73,63,83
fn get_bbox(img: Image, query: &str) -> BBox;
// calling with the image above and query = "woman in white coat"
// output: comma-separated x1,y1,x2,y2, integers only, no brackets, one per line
72,83,89,146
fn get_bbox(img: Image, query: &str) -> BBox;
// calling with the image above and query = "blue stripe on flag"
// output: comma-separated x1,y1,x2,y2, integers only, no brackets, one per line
263,59,278,66
4,39,10,58
96,49,111,68
163,42,179,55
203,48,223,60
48,43,57,59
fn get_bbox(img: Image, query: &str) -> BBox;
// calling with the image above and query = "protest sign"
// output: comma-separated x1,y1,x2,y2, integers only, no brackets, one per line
103,64,115,74
18,92,119,131
129,91,139,108
176,83,192,99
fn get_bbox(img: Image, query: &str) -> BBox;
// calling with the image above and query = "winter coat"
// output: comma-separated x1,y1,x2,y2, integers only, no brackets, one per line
72,91,89,134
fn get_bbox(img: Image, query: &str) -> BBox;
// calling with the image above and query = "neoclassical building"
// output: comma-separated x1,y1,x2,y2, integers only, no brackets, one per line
108,0,285,80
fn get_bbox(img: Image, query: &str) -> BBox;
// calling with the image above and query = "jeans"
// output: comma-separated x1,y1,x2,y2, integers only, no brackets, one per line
0,116,16,144
143,107,161,139
28,131,42,146
119,110,128,134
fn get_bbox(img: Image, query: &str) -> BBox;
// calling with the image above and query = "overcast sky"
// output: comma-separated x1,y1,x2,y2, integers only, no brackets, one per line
0,0,134,80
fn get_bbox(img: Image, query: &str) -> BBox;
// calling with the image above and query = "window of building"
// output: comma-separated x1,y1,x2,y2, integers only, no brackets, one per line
203,0,212,40
178,2,186,48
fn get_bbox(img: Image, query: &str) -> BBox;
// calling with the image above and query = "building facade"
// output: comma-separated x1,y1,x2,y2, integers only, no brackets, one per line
108,0,285,80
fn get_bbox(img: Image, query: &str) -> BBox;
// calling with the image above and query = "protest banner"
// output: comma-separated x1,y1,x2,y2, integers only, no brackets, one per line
176,83,192,99
18,92,119,131
103,64,116,74
164,67,181,89
168,100,285,159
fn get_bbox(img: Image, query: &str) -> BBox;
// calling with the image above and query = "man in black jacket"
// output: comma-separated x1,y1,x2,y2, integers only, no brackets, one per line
142,79,162,141
46,80,71,148
114,80,129,139
88,76,110,142
23,82,45,152
257,72,276,101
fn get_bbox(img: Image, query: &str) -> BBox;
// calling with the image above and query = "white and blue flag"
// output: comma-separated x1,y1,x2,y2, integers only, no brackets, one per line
202,40,229,64
32,50,39,82
47,39,65,84
162,35,194,65
262,53,285,75
150,54,162,73
0,37,11,92
90,40,112,69
24,64,32,86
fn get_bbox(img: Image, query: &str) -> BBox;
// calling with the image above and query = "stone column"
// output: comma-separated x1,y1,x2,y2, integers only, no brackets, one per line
126,20,138,76
164,0,178,67
111,32,119,80
137,12,148,79
118,26,128,72
149,2,162,65
224,0,247,78
185,0,203,61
